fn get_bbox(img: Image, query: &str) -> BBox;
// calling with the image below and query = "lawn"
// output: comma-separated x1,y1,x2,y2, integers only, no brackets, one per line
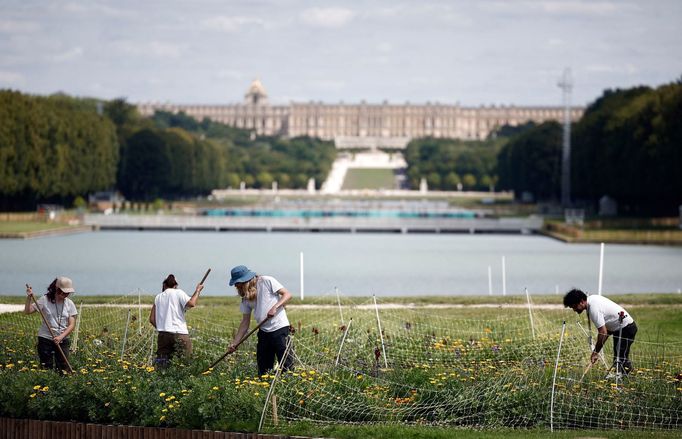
0,221,76,234
341,168,397,190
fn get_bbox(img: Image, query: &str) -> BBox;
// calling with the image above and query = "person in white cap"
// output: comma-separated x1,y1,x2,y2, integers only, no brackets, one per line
227,265,293,375
24,277,78,371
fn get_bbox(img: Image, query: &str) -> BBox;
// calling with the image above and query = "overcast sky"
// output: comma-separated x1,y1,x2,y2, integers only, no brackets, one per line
1,0,680,107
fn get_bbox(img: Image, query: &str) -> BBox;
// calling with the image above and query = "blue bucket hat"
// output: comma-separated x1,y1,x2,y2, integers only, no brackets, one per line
229,265,256,286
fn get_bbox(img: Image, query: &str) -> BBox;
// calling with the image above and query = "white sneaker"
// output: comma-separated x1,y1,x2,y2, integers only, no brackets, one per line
605,372,623,379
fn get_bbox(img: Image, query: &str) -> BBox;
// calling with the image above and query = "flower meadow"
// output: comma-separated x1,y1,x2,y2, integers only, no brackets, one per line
0,295,681,434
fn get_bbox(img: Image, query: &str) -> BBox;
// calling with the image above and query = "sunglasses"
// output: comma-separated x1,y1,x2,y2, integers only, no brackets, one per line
58,290,71,296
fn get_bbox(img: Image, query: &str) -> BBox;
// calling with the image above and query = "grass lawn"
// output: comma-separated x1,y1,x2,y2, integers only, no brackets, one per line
342,168,397,190
0,221,72,233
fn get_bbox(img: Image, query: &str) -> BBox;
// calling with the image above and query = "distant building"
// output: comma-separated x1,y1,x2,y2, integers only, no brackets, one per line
137,80,584,148
88,191,124,214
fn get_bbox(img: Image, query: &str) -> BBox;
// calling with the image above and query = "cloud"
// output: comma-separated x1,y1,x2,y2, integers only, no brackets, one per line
60,2,135,18
480,1,626,17
376,42,393,53
300,7,355,28
111,40,185,58
0,70,25,85
201,15,267,32
0,19,41,33
51,47,84,62
309,79,346,90
540,1,620,15
213,70,245,80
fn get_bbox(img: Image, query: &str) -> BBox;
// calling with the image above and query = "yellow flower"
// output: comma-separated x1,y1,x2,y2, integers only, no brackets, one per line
254,392,260,396
159,416,166,421
212,386,219,390
33,385,41,390
159,392,166,397
30,393,37,398
41,386,49,392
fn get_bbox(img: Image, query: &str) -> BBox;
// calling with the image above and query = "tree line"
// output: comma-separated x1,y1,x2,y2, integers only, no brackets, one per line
0,91,336,208
404,138,502,191
405,79,682,215
495,79,682,214
0,91,118,210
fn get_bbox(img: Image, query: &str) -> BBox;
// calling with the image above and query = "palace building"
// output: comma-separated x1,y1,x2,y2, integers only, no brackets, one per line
137,79,584,149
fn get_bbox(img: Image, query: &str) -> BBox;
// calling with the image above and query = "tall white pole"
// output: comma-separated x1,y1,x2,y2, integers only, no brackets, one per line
558,68,573,207
138,288,142,335
299,251,304,301
555,285,559,295
501,256,506,296
121,309,131,361
335,287,344,325
335,318,352,367
373,294,388,369
72,301,84,352
597,243,604,295
487,266,492,296
525,288,536,339
550,321,567,433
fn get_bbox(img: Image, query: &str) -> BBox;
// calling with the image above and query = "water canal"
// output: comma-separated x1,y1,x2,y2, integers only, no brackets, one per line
1,231,680,297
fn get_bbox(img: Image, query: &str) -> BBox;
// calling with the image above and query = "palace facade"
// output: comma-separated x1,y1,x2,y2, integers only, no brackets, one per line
137,80,584,148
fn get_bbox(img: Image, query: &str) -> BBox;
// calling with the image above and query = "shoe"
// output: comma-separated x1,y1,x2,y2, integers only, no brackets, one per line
605,372,623,380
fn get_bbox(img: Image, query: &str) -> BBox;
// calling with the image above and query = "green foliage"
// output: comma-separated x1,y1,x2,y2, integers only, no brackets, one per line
0,90,119,209
496,121,562,201
0,92,337,206
572,82,682,214
73,196,87,209
404,137,501,191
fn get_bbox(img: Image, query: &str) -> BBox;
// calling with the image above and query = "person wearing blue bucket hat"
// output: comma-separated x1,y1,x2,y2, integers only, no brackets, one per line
227,265,293,375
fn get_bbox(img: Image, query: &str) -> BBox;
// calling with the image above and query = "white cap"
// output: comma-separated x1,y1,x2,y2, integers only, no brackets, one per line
55,276,75,294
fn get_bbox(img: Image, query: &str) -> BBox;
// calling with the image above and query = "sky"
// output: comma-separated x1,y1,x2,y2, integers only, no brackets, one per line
1,0,680,107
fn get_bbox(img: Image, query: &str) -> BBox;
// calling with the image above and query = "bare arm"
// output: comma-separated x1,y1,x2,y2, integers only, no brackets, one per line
267,287,292,318
24,284,36,315
149,303,157,328
228,313,251,352
591,326,609,363
54,315,76,343
185,283,204,309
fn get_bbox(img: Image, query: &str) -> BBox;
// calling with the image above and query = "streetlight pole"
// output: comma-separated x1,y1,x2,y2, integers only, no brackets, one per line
558,68,573,207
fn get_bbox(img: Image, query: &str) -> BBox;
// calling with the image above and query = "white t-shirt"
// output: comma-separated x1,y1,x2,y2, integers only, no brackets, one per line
587,295,634,332
154,288,191,334
33,295,78,340
239,275,290,333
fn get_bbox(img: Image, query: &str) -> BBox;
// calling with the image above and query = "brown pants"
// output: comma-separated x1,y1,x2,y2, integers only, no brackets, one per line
156,332,192,366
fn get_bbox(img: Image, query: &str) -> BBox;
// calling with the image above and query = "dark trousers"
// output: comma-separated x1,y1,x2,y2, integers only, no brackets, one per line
155,332,192,367
610,322,637,374
257,326,293,376
37,336,70,371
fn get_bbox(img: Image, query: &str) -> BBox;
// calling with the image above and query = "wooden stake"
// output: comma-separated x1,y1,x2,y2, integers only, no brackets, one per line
272,394,279,426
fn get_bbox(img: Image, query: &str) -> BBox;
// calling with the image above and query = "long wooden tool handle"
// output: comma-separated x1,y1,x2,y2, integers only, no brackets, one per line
206,316,271,371
29,292,74,374
199,268,211,285
579,361,593,382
